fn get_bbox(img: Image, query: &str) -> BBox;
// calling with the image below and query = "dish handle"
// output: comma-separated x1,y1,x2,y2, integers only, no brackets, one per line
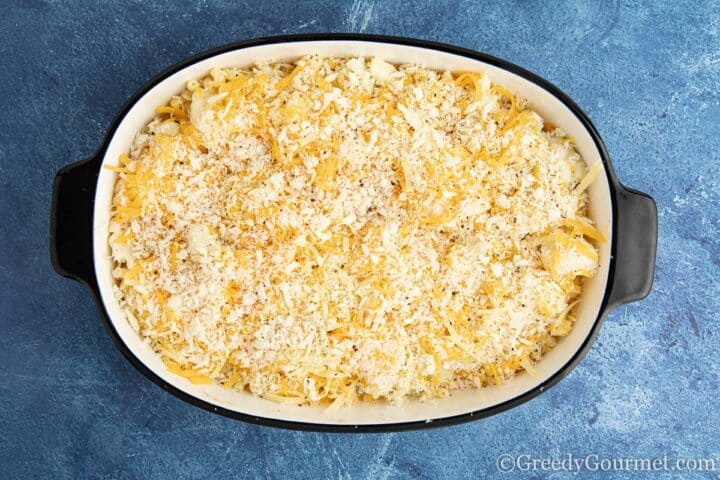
607,184,658,308
50,156,101,285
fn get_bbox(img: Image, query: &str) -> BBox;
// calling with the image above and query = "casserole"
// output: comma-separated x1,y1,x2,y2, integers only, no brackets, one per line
50,34,657,431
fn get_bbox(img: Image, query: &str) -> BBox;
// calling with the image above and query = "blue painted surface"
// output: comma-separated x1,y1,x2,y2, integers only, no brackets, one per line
1,0,718,478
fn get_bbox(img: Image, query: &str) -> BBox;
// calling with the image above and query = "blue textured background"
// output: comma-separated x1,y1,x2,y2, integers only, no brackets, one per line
1,1,718,478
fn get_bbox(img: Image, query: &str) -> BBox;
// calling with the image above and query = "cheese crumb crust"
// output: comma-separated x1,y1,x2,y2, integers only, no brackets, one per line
108,56,602,406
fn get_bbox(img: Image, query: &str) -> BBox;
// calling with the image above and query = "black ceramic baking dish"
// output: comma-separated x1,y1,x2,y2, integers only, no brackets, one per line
50,34,657,432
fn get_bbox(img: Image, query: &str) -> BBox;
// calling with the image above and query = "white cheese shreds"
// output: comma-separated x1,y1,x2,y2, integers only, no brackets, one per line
108,56,602,406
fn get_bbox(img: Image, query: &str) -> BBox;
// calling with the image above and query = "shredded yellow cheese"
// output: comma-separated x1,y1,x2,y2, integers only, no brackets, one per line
155,105,187,119
108,56,602,406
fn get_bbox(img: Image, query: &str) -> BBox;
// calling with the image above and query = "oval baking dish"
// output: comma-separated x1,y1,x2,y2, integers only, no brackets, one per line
50,34,657,432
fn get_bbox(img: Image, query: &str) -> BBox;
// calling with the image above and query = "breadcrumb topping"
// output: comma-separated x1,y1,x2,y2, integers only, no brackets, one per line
108,56,601,406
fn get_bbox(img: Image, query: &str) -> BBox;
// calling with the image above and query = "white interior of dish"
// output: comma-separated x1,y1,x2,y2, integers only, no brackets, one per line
93,41,612,426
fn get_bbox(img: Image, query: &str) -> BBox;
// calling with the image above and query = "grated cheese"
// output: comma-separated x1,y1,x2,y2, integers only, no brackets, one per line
108,56,602,406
